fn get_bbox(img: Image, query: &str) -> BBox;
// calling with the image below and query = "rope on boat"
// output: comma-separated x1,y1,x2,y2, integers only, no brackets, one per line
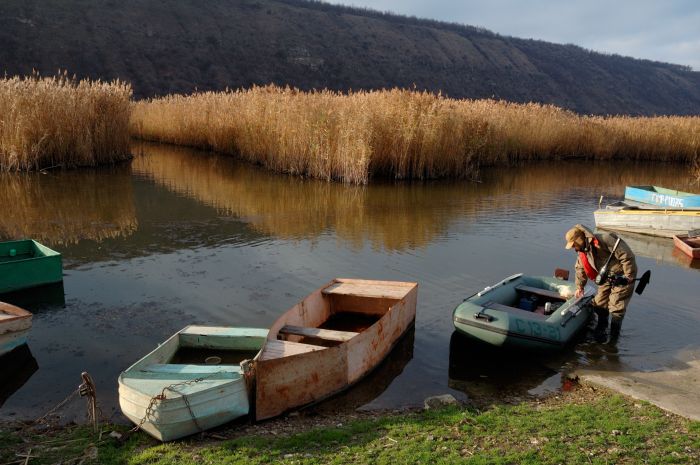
131,371,225,434
32,371,101,432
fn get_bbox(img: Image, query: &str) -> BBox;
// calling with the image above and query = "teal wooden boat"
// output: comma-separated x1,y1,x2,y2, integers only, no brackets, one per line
625,186,700,210
453,274,594,350
118,326,268,441
0,240,63,294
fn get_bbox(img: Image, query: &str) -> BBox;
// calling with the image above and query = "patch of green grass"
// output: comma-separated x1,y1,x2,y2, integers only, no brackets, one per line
2,393,697,465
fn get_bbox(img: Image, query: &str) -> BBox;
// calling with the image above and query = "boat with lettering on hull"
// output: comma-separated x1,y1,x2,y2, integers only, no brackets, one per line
250,278,418,421
452,274,593,351
625,186,700,210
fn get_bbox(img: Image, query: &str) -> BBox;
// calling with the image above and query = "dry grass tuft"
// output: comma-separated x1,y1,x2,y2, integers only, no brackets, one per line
132,86,700,184
0,72,132,171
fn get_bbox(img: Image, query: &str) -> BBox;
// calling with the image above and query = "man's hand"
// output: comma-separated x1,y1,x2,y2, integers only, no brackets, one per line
575,287,585,298
612,275,631,286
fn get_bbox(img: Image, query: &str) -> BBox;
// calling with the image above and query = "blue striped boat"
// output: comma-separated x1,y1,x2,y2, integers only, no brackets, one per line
625,186,700,210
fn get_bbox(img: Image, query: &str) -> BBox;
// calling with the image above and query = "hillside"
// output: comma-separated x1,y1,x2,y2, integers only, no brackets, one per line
2,0,700,115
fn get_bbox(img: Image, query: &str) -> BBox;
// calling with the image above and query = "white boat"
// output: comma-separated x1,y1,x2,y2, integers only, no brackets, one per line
118,325,268,441
0,301,32,357
595,201,700,238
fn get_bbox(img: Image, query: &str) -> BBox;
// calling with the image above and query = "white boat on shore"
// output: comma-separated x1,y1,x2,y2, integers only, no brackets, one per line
595,201,700,238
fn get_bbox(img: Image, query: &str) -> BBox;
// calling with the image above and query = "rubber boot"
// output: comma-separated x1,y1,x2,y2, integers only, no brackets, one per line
608,314,623,343
593,307,609,343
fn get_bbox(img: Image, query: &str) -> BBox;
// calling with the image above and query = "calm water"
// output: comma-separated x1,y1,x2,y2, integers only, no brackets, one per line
1,142,698,423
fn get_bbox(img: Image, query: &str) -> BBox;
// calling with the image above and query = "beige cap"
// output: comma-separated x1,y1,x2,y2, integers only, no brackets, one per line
565,227,586,249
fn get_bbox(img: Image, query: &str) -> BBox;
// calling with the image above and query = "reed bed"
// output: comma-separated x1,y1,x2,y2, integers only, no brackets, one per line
0,73,132,171
131,86,700,184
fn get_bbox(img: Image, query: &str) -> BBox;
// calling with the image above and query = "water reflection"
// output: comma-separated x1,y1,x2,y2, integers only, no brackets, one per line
0,168,137,246
131,141,693,251
614,231,700,271
448,332,566,401
0,345,38,408
0,283,66,311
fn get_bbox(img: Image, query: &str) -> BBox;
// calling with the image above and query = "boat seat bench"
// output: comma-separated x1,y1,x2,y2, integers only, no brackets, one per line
141,364,243,375
260,339,326,360
484,301,548,320
515,284,566,301
279,325,359,342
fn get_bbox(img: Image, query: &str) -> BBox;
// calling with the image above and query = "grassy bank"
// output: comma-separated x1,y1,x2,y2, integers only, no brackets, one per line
0,73,132,171
2,386,697,464
132,86,700,184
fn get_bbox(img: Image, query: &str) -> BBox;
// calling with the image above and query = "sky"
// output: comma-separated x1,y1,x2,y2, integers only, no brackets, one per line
323,0,700,71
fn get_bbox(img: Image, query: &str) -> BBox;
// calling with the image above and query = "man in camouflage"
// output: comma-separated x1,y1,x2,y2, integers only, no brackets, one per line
564,224,637,341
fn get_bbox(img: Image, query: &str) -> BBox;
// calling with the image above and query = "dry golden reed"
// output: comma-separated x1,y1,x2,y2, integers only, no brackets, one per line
0,73,132,171
132,86,700,184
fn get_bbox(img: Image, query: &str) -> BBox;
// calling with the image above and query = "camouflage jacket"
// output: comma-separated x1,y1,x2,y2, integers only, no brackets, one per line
573,224,637,289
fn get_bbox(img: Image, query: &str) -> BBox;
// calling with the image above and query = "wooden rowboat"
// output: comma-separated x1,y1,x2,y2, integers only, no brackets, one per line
118,326,268,441
0,301,32,357
452,274,593,350
673,234,700,259
251,278,418,421
594,201,700,238
0,240,63,294
625,186,700,210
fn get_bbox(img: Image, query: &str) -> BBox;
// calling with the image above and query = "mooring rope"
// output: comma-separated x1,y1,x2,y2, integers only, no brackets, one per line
130,371,225,434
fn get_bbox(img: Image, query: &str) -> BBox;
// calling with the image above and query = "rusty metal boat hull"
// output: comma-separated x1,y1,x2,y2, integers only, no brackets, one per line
252,278,418,421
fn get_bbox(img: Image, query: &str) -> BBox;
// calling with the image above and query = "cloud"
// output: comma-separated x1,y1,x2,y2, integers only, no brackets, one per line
325,0,700,69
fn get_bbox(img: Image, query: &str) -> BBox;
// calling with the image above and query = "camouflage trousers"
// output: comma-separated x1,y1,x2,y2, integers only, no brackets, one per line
593,281,635,317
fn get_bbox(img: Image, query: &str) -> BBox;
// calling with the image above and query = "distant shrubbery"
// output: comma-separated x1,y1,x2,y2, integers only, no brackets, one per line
0,73,132,171
131,86,700,184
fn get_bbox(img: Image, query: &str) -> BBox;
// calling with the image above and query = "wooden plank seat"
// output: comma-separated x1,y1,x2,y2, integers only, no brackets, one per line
141,364,242,374
322,282,409,299
279,325,359,342
259,339,326,361
515,284,566,301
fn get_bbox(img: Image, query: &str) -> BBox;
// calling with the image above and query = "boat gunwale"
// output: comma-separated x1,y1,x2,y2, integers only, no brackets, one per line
0,239,61,262
256,278,418,360
673,234,700,259
119,325,267,398
0,301,32,326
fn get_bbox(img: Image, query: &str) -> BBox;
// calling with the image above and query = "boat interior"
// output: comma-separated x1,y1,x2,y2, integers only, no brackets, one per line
122,327,268,393
0,241,38,263
262,280,411,359
476,277,572,317
0,302,32,324
680,236,700,248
